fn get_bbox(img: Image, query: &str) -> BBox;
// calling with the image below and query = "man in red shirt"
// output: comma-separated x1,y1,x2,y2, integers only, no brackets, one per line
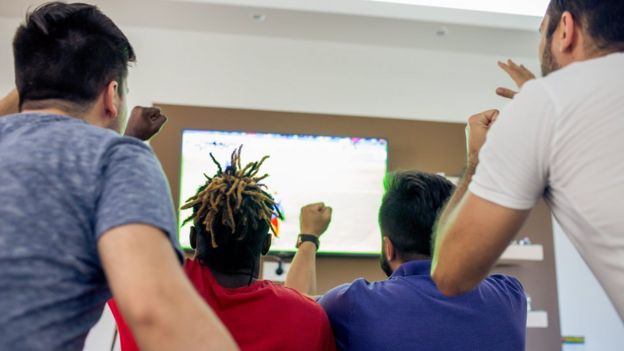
111,148,336,351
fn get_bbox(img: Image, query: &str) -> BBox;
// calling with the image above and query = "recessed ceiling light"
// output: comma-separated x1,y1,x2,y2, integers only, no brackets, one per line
436,26,448,37
252,13,267,22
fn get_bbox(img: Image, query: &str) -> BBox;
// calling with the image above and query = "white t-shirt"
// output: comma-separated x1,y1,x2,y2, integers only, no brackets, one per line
470,52,624,320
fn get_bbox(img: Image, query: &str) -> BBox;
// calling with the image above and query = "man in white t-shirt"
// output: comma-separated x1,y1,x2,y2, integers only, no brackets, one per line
431,0,624,320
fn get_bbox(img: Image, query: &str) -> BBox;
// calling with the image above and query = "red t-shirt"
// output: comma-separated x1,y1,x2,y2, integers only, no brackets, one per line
109,259,336,351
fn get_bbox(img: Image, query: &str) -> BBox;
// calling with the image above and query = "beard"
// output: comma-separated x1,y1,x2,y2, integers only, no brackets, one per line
379,252,393,277
541,36,561,76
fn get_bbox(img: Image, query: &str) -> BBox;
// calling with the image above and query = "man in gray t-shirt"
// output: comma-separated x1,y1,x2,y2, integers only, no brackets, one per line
0,3,236,350
0,114,177,349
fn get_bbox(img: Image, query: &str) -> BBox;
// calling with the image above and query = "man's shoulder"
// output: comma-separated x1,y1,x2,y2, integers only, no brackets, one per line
260,283,331,320
318,278,388,310
270,283,323,307
482,274,525,297
535,54,624,106
1,113,150,157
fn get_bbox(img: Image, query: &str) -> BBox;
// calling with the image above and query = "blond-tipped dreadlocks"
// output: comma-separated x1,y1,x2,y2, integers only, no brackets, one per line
181,146,282,249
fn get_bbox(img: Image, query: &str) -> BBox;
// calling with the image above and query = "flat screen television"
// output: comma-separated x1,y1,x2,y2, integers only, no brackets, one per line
178,129,388,256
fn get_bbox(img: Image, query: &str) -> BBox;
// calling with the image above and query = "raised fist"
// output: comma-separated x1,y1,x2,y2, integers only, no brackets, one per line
300,203,332,237
124,106,167,141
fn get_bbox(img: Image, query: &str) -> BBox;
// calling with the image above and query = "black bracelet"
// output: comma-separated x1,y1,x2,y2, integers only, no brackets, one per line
296,234,320,251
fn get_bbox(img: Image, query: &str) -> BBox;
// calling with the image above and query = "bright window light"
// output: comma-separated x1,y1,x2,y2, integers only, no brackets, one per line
367,0,550,17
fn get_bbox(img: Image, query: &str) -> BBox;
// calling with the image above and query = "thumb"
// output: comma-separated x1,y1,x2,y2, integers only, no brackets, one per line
491,110,499,123
483,109,500,126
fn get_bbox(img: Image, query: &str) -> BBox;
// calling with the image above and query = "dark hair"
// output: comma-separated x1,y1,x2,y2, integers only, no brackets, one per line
546,0,624,52
13,2,136,109
378,171,454,260
182,147,281,273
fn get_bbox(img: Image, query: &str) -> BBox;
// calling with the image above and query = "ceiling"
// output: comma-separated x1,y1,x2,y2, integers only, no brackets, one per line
171,0,544,30
0,0,541,58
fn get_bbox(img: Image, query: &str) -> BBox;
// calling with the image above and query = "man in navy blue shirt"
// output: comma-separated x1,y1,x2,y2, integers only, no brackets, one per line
286,172,527,351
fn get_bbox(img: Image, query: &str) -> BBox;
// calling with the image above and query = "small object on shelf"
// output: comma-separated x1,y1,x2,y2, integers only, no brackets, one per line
527,310,548,328
513,237,533,246
562,336,586,351
499,243,544,262
526,294,533,312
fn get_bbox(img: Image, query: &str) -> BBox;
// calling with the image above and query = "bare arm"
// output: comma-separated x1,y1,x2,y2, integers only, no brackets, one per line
285,203,332,295
436,110,498,226
432,109,529,296
98,224,238,351
432,192,529,296
286,242,318,295
0,89,19,116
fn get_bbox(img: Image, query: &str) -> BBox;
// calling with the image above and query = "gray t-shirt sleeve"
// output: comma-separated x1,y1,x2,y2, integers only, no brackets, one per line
94,137,182,258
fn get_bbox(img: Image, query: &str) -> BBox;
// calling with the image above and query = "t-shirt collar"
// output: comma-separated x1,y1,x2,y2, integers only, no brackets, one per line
390,259,432,278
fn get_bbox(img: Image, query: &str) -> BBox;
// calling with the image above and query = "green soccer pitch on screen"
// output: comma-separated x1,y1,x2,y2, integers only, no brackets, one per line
178,129,388,256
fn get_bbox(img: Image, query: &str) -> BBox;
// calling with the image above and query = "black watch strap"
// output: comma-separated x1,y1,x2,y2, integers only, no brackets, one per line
296,234,320,251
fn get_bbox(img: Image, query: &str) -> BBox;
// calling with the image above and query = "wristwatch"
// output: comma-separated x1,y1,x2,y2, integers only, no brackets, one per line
296,234,320,251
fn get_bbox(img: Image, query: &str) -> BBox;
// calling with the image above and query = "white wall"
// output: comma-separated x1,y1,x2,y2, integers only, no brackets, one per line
84,306,120,351
0,16,537,124
554,221,624,351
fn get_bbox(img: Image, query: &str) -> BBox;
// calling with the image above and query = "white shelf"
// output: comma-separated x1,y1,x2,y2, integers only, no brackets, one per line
527,310,548,328
499,244,544,263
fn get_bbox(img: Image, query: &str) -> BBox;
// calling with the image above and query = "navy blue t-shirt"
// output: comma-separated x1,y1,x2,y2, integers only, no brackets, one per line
318,260,527,351
0,113,181,350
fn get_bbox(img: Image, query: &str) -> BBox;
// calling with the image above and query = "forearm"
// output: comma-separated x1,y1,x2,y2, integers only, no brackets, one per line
284,242,317,295
436,163,476,227
431,163,476,288
127,285,238,351
99,225,238,350
432,193,528,296
0,89,19,116
432,108,521,296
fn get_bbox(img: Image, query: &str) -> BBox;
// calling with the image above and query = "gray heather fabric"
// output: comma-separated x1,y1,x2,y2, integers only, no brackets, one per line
0,113,181,350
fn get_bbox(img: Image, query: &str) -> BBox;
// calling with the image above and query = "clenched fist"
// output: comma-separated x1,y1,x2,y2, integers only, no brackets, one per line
300,203,332,237
124,106,168,141
466,109,499,168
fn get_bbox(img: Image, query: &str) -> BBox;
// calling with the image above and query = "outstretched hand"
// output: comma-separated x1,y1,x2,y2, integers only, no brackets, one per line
496,60,536,99
124,106,168,141
300,203,332,237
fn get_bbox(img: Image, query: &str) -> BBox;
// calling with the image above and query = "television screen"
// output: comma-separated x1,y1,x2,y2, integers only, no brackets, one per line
178,129,388,256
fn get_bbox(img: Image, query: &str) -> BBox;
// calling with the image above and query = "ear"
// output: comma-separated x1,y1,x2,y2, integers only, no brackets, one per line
383,236,396,262
262,234,272,255
189,226,197,250
559,11,576,52
103,80,120,120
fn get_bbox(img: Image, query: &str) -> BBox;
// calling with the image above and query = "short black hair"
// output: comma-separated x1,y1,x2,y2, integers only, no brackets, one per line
13,2,136,109
546,0,624,52
379,171,454,260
